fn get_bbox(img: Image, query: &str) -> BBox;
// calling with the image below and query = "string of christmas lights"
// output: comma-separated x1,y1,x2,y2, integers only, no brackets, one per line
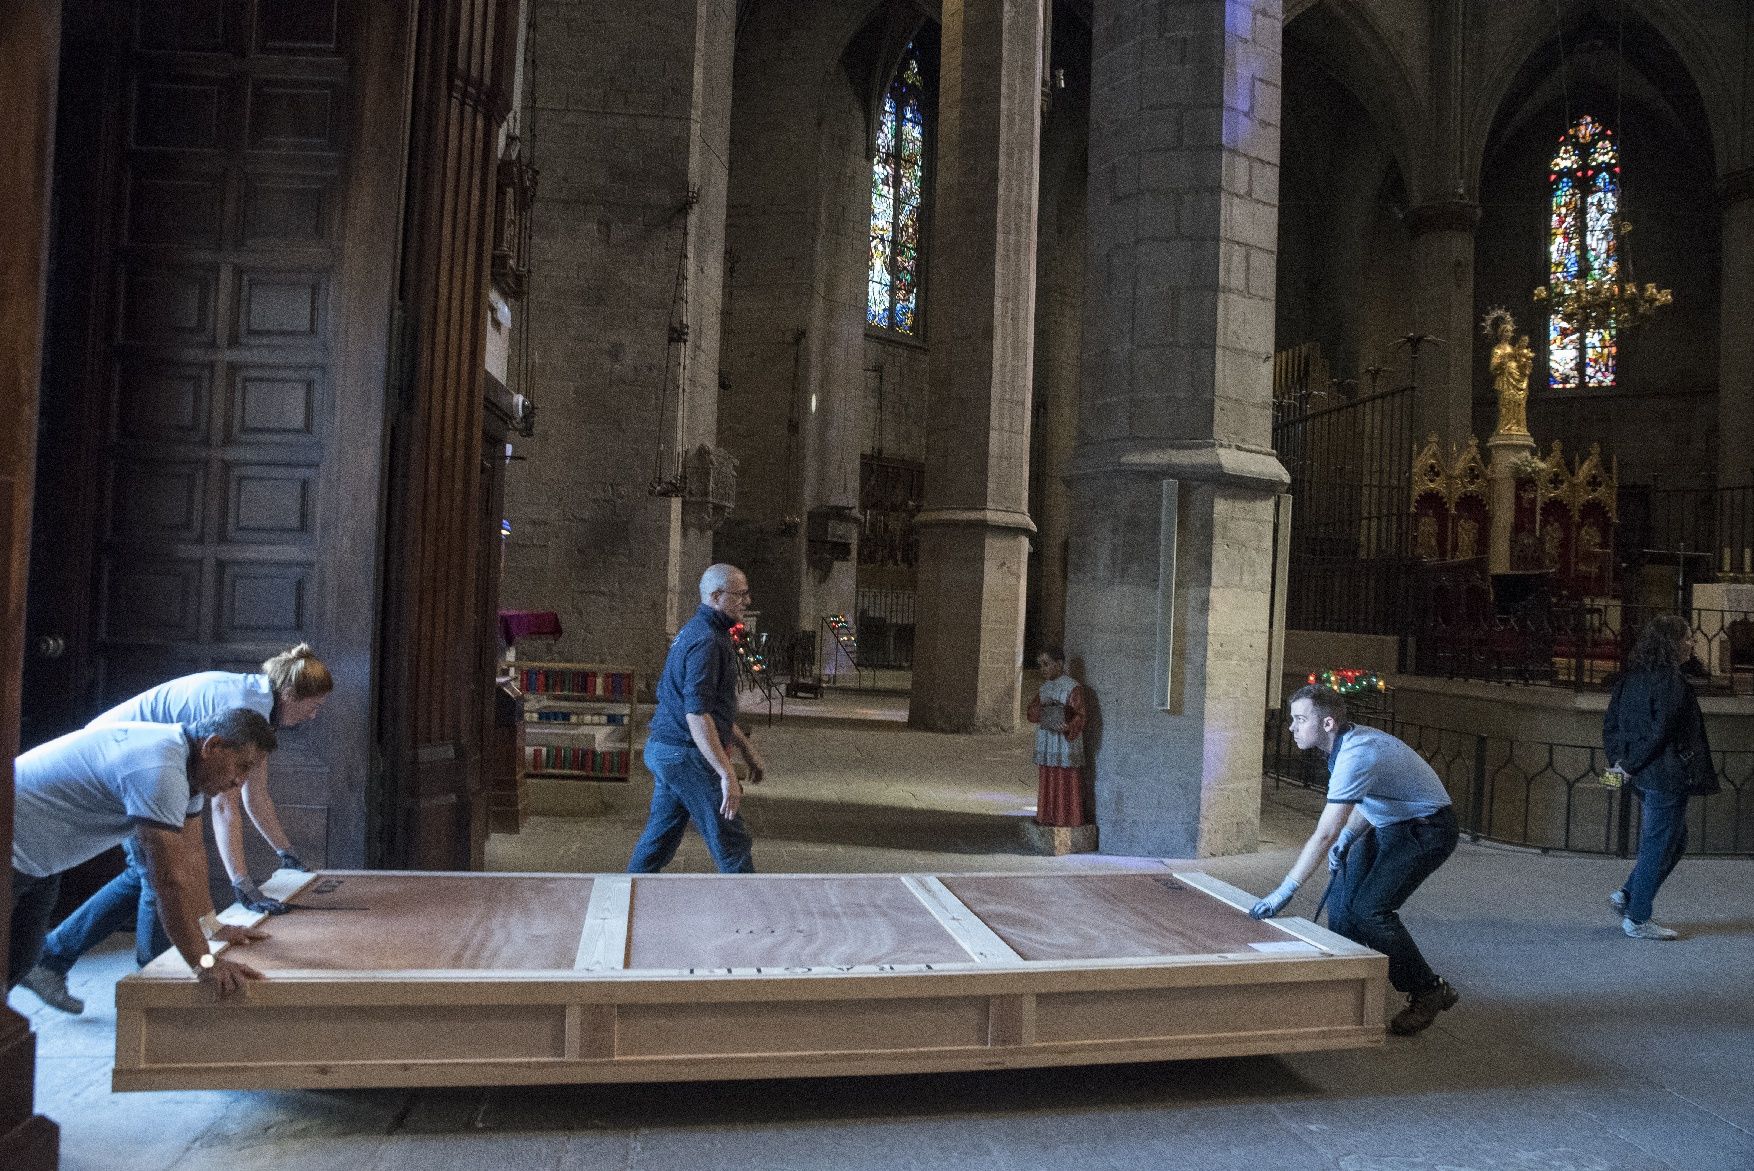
825,614,859,649
729,622,769,676
1306,668,1388,695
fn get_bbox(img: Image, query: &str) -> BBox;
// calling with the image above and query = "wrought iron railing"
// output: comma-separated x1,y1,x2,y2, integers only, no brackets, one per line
853,586,915,670
1410,596,1754,692
1274,383,1416,636
1264,709,1754,857
1645,484,1754,573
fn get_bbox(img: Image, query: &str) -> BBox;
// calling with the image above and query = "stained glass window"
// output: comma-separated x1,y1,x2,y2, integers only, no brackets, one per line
1547,115,1620,388
868,46,926,337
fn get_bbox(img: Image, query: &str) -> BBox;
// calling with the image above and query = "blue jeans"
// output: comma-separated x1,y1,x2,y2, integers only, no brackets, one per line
1621,787,1689,924
1329,806,1459,994
38,837,170,974
627,740,754,874
8,869,61,989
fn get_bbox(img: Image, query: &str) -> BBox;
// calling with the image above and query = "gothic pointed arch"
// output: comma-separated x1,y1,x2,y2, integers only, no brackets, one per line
1282,0,1422,193
1466,2,1727,196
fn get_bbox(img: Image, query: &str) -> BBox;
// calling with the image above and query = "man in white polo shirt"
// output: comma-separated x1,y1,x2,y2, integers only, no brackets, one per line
1250,684,1461,1036
17,647,332,1013
8,708,275,998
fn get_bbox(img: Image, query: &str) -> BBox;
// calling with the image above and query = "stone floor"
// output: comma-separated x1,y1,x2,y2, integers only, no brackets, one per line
13,690,1754,1170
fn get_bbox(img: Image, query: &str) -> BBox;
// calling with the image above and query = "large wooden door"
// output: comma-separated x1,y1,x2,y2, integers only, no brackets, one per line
28,0,411,870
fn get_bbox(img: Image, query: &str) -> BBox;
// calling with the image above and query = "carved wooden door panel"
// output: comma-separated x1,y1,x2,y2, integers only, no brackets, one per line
86,0,404,870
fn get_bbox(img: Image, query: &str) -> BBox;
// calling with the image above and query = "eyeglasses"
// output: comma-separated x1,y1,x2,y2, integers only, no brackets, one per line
720,588,751,599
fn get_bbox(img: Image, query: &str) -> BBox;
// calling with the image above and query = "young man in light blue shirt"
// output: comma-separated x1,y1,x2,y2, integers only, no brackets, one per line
1251,684,1461,1035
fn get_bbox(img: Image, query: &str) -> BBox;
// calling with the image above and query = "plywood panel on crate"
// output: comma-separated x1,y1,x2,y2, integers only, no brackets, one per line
941,874,1290,960
627,875,972,970
142,1002,571,1066
114,869,1387,1092
616,995,992,1059
160,874,596,972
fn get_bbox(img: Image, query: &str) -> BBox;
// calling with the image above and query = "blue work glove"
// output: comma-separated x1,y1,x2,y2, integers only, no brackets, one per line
232,877,289,915
1249,878,1300,920
275,848,310,872
1328,828,1360,874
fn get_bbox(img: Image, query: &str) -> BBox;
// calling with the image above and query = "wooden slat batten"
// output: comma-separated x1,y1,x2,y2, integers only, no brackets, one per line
575,877,633,971
377,0,521,869
901,875,1025,963
0,3,61,1165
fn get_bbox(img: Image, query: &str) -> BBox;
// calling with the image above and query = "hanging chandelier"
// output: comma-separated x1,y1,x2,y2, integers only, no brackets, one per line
1532,226,1672,334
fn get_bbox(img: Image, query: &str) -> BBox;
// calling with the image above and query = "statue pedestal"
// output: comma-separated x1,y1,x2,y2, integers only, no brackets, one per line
1486,431,1535,575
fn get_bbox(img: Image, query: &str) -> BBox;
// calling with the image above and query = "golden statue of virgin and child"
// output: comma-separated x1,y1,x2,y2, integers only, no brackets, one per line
1483,307,1534,438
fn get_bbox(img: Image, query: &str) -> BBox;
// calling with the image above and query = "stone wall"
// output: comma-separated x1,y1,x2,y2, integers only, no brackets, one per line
1026,45,1089,654
1275,51,1415,391
501,0,734,682
861,339,930,465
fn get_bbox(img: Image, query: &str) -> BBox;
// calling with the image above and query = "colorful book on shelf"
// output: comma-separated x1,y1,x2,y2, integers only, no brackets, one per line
528,710,626,725
526,745,630,775
517,668,633,698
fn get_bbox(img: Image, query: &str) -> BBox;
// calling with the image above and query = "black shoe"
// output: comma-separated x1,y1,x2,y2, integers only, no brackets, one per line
1389,978,1458,1036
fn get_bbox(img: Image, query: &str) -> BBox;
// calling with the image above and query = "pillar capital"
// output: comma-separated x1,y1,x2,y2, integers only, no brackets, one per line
1404,199,1481,236
1718,167,1754,207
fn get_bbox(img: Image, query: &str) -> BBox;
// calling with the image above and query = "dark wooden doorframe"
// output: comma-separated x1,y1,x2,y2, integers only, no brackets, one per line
1,0,66,1165
20,0,128,754
373,0,520,870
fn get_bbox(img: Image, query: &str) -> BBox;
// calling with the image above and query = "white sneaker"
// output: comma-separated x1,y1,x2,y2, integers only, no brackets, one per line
1608,889,1628,915
1622,916,1679,941
19,965,84,1014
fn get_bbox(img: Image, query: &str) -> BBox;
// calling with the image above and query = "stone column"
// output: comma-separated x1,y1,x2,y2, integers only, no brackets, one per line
908,0,1044,733
1030,97,1089,653
1406,200,1479,448
1485,436,1534,575
1064,0,1288,858
1718,169,1754,487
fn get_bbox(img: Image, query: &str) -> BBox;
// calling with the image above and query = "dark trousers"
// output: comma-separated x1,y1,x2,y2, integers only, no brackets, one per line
628,740,754,874
1329,806,1458,994
8,869,62,990
40,837,169,973
1622,787,1689,924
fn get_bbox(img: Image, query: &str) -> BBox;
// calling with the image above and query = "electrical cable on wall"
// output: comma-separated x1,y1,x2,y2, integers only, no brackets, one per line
513,0,538,438
651,189,698,496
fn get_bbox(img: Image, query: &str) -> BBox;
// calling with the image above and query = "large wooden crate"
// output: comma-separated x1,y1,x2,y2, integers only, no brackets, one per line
114,869,1386,1091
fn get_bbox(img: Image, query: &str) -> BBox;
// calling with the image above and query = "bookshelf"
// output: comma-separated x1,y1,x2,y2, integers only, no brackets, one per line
514,661,637,781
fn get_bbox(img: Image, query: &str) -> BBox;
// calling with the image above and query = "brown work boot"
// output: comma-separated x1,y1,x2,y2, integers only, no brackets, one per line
1389,978,1458,1036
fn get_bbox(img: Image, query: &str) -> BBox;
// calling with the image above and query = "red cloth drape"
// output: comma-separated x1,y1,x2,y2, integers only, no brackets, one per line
498,609,562,645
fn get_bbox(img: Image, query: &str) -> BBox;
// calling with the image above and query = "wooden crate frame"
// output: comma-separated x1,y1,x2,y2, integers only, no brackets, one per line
114,869,1386,1092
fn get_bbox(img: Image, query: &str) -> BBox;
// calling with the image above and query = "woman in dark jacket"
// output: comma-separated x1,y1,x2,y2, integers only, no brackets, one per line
1603,614,1719,940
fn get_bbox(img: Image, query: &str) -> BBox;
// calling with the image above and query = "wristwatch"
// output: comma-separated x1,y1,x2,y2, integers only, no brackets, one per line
198,953,216,972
